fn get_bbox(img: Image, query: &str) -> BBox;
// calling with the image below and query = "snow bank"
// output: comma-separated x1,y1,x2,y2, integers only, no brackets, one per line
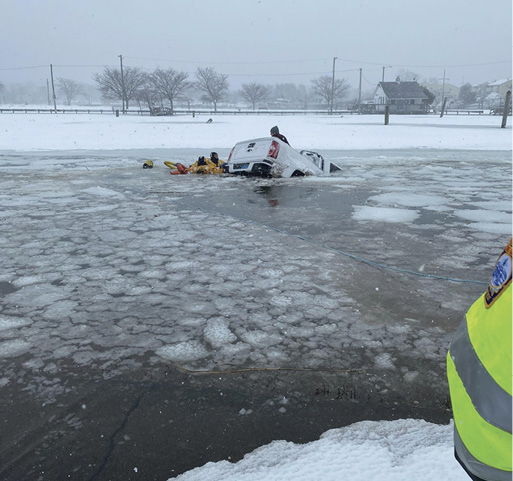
172,419,468,481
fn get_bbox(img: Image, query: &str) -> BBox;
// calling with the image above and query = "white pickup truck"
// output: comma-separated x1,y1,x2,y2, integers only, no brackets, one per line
226,137,336,178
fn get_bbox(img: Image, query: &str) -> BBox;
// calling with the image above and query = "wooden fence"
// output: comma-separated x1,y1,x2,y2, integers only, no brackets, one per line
0,107,505,116
0,108,351,116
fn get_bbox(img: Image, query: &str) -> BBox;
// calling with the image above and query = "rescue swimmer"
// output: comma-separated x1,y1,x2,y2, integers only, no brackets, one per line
165,152,227,175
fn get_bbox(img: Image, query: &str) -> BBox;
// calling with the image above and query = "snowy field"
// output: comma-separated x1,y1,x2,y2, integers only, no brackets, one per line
1,110,510,151
0,112,511,480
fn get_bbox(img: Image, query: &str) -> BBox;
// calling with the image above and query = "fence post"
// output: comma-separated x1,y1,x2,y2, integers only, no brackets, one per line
384,106,389,125
501,90,511,128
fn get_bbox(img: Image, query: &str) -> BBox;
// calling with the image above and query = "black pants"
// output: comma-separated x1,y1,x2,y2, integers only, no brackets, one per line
455,450,487,481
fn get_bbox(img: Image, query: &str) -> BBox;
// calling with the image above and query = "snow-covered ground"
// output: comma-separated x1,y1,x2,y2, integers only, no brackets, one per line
0,112,511,480
174,419,465,481
1,110,511,151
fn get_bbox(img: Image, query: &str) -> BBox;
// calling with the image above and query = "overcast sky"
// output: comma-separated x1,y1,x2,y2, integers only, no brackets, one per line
1,0,511,90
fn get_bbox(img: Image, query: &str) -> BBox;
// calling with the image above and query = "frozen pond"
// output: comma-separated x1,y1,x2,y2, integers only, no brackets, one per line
1,147,510,385
0,146,510,479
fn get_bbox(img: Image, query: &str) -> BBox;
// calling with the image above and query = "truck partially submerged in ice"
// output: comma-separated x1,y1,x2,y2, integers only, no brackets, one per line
226,137,337,178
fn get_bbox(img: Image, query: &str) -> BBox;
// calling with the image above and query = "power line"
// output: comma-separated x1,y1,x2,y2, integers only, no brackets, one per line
221,69,360,78
387,61,512,68
125,56,511,69
1,58,510,88
328,58,512,68
0,63,370,78
124,56,331,65
361,72,378,86
1,59,509,73
0,65,48,71
0,64,117,71
54,64,117,68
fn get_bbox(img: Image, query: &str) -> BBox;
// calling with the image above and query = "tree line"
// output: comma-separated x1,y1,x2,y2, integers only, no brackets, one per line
91,66,351,112
2,67,500,110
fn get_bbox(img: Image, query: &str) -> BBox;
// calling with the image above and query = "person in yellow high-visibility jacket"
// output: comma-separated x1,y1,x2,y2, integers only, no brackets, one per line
447,237,512,481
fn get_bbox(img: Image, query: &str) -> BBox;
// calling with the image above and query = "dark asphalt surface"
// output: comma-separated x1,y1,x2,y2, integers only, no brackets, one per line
1,359,451,481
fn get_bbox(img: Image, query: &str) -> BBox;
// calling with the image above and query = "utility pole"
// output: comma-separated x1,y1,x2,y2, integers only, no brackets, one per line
358,68,362,114
382,65,392,83
50,64,57,113
438,69,450,117
441,69,447,105
46,79,50,106
118,54,126,112
330,57,337,114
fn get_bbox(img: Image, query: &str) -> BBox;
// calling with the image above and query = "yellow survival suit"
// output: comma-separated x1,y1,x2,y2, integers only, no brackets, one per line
165,152,226,175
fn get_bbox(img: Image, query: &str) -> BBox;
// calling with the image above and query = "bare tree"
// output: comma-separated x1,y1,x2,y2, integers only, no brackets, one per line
148,68,190,113
92,66,146,109
395,69,420,82
310,75,350,110
194,67,229,112
240,82,270,110
135,80,159,111
56,78,83,106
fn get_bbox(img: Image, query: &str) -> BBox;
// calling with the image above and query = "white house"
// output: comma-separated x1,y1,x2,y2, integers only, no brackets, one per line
487,79,512,98
374,78,430,114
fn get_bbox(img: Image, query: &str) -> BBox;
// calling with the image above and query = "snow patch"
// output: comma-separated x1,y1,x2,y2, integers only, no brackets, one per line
0,339,31,358
81,186,125,198
353,206,420,223
156,341,210,363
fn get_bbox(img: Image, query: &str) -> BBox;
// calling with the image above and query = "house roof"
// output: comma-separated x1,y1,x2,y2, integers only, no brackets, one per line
379,81,428,100
488,78,512,86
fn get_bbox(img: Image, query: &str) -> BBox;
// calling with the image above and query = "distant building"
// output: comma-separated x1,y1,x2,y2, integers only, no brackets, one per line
420,82,460,104
373,78,429,114
482,79,512,113
487,78,512,98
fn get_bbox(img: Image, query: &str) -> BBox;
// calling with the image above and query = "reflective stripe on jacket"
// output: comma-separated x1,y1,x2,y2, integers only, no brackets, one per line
447,239,512,481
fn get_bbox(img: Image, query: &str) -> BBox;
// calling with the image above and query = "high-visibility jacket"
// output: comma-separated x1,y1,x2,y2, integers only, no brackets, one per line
188,157,225,175
447,238,512,481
